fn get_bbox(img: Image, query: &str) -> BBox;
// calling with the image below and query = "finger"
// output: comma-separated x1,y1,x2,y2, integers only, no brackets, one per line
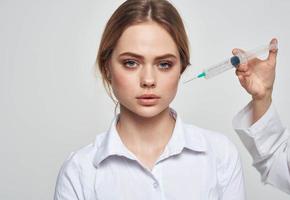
237,75,244,82
236,70,245,77
232,48,245,55
232,48,238,55
237,63,248,72
237,75,247,87
236,69,251,77
267,38,278,65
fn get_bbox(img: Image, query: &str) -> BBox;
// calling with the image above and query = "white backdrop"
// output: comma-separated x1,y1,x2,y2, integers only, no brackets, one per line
0,0,289,199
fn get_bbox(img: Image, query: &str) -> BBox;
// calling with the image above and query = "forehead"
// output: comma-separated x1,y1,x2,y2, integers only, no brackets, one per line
113,21,179,58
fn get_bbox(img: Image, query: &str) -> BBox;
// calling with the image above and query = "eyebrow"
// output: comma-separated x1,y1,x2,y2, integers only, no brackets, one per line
118,52,177,60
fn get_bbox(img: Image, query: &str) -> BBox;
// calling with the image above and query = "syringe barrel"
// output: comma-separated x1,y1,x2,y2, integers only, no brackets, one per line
204,59,234,79
183,42,278,83
237,42,278,64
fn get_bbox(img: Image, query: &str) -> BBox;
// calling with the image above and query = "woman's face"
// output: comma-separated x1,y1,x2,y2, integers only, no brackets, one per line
109,21,181,118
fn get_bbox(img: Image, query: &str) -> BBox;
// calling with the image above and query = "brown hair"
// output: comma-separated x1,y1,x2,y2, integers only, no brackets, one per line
96,0,191,111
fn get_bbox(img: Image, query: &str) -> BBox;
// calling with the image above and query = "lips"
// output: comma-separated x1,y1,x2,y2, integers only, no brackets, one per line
136,94,160,99
136,94,160,106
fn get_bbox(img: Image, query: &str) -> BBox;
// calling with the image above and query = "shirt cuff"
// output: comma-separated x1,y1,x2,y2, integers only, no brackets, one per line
232,101,287,158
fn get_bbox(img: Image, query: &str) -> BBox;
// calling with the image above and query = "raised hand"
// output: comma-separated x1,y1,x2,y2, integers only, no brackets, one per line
233,38,278,123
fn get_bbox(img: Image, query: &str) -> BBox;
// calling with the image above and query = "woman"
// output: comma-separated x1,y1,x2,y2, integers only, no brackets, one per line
54,0,245,199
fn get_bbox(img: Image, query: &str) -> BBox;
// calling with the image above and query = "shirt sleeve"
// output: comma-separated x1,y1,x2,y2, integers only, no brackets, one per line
232,101,290,194
54,152,85,200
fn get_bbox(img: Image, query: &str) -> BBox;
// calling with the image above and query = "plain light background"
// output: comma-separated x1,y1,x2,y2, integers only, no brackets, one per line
0,0,289,199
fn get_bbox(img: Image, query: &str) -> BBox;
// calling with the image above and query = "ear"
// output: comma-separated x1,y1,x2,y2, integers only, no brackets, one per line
105,66,112,81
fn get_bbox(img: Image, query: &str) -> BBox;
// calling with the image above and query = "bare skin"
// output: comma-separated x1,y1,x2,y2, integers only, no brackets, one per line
108,21,181,170
233,38,278,124
116,106,176,170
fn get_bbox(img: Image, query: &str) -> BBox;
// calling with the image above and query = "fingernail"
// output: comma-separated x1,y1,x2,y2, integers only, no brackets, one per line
270,39,278,52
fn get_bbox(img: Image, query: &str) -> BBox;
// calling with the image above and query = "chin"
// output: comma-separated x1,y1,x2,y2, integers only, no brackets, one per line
131,104,169,119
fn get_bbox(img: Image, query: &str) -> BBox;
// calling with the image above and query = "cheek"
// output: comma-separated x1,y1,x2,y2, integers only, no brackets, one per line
161,73,180,97
111,70,137,98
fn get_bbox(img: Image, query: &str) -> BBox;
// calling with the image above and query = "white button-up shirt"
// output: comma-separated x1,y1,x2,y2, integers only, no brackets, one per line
233,101,290,194
54,108,245,200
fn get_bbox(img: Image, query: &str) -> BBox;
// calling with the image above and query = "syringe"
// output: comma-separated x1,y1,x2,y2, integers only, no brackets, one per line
183,42,278,83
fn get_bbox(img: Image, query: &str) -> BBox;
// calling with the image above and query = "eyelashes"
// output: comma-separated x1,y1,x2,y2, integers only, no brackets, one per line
159,61,173,70
123,59,138,68
122,59,173,70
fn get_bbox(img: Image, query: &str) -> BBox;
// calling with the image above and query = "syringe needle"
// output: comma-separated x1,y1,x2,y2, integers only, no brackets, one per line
183,72,206,84
183,77,198,84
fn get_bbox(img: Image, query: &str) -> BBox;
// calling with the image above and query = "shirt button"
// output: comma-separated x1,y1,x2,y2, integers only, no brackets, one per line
153,182,159,189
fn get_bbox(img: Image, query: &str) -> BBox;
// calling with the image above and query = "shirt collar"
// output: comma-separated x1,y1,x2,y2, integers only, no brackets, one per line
93,107,207,167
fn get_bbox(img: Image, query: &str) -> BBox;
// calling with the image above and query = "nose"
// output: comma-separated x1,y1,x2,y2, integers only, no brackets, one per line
140,65,156,88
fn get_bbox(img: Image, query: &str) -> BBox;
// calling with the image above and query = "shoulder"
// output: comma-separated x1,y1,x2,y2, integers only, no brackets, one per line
57,132,107,176
55,132,107,197
183,123,240,162
184,123,243,188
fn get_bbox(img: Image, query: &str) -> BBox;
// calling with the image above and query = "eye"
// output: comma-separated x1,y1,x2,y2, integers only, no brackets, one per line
159,61,173,70
123,59,138,69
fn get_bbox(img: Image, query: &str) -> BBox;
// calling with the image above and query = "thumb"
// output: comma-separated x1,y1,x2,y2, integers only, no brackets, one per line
232,48,245,56
267,38,278,65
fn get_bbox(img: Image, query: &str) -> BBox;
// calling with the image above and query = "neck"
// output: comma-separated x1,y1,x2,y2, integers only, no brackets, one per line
116,106,176,154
